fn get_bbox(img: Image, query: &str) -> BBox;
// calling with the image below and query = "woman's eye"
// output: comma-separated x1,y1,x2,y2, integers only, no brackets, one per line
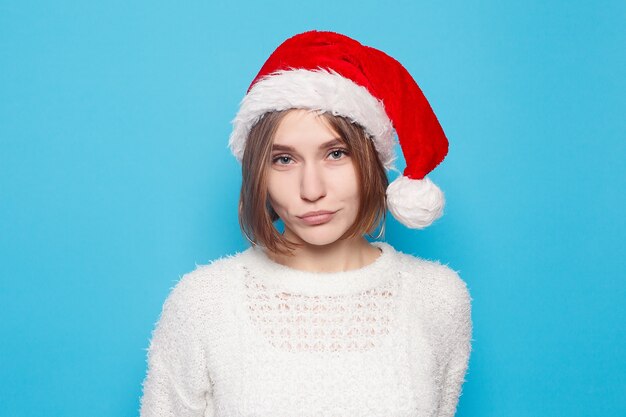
272,155,293,165
328,149,349,160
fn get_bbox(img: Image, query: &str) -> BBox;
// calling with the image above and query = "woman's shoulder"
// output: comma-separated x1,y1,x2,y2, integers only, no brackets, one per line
162,248,252,311
387,244,472,340
184,248,250,280
387,243,471,311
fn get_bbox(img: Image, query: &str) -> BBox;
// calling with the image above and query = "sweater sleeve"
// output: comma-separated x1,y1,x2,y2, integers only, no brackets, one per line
139,276,214,417
437,268,473,417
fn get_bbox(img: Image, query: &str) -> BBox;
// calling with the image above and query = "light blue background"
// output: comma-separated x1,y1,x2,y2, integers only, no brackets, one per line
1,1,624,416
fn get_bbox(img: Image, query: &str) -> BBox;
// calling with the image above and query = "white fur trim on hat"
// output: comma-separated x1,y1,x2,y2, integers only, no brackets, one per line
386,176,445,229
229,68,397,170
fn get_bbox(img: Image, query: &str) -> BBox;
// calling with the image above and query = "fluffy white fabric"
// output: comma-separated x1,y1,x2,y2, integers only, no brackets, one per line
229,68,397,170
139,241,472,417
387,176,445,229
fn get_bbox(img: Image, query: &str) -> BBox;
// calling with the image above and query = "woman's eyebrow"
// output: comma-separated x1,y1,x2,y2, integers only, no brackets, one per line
271,143,296,152
319,138,344,149
271,138,344,152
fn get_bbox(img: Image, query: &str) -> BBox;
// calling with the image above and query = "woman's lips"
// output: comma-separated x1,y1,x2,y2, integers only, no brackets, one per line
298,211,336,225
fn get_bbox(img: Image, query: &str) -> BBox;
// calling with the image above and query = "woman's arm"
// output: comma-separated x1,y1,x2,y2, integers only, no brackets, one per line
437,269,473,417
139,277,213,417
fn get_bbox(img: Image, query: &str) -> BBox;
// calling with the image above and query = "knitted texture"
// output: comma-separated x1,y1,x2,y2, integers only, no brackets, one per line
139,242,472,417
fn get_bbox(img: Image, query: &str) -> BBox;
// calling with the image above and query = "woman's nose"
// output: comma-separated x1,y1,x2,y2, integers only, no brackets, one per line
300,163,327,202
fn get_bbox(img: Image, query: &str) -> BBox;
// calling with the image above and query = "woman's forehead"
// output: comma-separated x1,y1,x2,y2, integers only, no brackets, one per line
272,110,343,149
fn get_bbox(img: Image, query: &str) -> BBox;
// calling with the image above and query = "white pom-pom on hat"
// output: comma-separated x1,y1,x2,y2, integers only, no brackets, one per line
386,176,445,229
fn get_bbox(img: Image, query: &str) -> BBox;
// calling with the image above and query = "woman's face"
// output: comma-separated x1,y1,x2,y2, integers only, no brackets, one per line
267,109,360,248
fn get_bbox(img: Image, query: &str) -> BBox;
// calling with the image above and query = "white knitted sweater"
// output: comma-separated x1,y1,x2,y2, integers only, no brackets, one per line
139,241,472,417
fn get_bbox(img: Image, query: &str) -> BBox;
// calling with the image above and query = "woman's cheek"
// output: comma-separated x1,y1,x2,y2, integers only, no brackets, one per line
268,174,295,214
334,164,359,197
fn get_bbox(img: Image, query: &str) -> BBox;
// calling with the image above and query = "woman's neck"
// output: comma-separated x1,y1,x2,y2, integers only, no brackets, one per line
265,235,382,273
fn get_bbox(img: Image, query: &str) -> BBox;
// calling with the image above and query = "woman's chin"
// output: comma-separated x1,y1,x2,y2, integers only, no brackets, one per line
285,226,347,248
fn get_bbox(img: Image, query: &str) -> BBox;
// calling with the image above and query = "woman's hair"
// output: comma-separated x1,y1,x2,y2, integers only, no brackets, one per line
238,109,388,256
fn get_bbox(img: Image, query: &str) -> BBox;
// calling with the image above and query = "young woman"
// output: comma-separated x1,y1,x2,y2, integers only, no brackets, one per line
140,31,472,417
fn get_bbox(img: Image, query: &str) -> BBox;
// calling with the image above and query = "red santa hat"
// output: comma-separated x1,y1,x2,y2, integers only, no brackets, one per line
229,30,449,229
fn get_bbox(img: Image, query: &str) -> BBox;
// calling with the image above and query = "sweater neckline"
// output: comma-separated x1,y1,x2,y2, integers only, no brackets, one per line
243,241,396,296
